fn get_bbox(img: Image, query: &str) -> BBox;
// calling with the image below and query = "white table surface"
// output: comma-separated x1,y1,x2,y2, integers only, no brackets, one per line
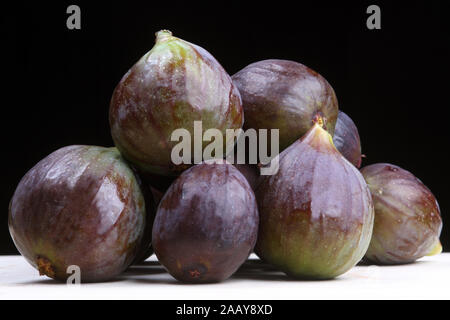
1,253,449,300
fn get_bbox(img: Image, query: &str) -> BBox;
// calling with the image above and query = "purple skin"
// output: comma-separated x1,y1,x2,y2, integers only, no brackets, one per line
255,122,374,279
152,161,259,283
232,59,339,152
361,163,442,264
333,111,362,168
110,30,243,177
8,146,148,282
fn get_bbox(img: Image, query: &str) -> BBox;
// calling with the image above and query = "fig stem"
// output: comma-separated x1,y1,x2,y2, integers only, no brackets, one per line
155,30,173,43
36,256,56,278
312,114,325,128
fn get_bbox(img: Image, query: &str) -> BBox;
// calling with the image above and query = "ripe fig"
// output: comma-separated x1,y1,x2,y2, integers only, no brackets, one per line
8,146,151,282
361,163,443,264
110,30,244,176
255,119,374,279
152,160,259,283
333,111,362,168
232,59,338,152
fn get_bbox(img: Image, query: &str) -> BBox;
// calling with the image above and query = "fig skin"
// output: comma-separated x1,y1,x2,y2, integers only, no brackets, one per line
255,121,374,279
110,30,244,177
152,160,259,283
232,59,338,152
8,146,149,282
333,111,362,168
361,163,443,265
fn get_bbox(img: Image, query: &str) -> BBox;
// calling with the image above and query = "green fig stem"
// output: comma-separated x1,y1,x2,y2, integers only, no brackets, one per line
426,240,442,256
310,115,336,149
155,30,173,43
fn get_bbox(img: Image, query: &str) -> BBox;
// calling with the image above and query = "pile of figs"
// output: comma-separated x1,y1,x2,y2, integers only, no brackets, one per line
9,30,442,283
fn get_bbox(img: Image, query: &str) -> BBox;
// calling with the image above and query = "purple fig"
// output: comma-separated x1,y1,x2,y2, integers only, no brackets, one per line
333,111,362,168
110,30,243,177
361,163,443,264
8,146,152,282
232,59,338,152
152,160,259,283
255,119,374,279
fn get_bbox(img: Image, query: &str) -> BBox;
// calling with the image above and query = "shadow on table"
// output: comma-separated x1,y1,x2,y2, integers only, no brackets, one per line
129,257,345,283
230,259,341,282
125,261,166,276
14,257,348,285
14,261,166,286
16,278,60,286
357,258,433,267
17,277,131,286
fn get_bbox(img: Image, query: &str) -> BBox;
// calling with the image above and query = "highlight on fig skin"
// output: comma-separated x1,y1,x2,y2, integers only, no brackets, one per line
361,163,443,265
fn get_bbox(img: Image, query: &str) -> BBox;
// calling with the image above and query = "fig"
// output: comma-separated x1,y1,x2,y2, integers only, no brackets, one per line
232,59,338,152
255,118,374,279
333,111,362,168
8,146,151,282
152,160,259,283
110,30,243,176
361,163,443,264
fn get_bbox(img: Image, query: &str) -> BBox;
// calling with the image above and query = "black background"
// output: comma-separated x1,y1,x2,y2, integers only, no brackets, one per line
1,1,448,254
